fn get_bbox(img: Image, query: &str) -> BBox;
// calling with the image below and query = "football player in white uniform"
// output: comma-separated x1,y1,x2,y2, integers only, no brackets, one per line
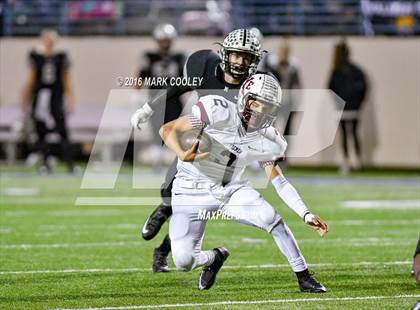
159,73,329,291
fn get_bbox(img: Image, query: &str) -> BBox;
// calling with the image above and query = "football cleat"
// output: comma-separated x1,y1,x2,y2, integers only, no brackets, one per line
198,247,229,290
141,204,172,240
152,247,170,273
298,274,327,293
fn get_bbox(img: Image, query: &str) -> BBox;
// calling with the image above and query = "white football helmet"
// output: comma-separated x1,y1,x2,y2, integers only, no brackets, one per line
237,73,282,130
219,29,262,80
153,24,177,41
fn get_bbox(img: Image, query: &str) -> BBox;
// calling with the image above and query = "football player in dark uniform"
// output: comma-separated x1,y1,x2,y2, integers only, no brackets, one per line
137,24,186,157
21,29,75,173
131,28,262,272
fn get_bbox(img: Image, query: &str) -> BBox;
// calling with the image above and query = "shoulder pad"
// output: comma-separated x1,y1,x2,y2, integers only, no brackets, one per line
192,95,231,125
184,49,219,79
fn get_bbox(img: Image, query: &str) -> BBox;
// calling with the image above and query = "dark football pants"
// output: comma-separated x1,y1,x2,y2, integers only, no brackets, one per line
33,110,73,169
340,119,361,159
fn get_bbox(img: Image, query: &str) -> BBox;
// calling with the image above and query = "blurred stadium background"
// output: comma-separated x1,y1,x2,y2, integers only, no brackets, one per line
0,1,419,309
0,0,419,168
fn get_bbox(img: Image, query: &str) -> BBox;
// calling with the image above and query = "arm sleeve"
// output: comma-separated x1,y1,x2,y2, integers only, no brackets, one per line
271,174,309,219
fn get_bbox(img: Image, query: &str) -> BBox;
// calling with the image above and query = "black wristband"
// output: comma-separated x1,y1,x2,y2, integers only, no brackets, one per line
303,211,311,222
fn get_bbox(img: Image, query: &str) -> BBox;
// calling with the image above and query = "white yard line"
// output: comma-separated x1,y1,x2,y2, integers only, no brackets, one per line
2,187,40,196
75,197,162,206
0,260,411,276
52,295,420,310
0,241,142,249
341,200,420,209
25,219,420,231
0,237,411,250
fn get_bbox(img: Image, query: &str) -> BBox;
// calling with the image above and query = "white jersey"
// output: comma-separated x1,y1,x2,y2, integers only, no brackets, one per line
176,95,287,185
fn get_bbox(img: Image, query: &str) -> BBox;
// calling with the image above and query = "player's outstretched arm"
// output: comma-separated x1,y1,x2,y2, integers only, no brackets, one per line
131,85,190,129
159,116,209,162
264,164,329,237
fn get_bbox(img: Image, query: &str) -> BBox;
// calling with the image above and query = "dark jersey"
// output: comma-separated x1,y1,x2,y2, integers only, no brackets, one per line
148,49,242,112
138,51,185,90
29,50,70,98
29,49,70,119
328,61,367,111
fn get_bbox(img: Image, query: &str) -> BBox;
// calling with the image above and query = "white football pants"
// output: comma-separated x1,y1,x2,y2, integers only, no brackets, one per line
169,177,308,272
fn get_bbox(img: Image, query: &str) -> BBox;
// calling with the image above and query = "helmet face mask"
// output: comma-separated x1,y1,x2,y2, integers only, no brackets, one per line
237,73,283,132
240,95,279,130
226,51,256,80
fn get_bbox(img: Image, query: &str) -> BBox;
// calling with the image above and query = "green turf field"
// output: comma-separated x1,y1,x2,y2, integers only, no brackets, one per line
0,166,419,309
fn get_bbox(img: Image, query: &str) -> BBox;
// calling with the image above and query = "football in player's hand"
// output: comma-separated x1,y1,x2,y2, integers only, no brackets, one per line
178,129,212,153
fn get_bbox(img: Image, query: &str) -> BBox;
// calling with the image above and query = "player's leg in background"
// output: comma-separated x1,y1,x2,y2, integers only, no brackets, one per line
52,107,74,173
223,186,326,292
144,160,177,272
351,118,362,169
33,119,50,172
141,100,180,270
339,120,350,174
149,164,176,271
141,98,182,241
141,158,177,240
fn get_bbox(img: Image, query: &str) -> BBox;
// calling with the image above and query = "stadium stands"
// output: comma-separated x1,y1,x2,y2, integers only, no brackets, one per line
1,0,419,36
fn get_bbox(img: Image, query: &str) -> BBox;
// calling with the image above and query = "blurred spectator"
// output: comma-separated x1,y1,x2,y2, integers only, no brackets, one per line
21,29,75,174
180,0,231,35
328,39,367,174
250,27,269,72
266,40,302,167
135,24,186,167
268,40,302,134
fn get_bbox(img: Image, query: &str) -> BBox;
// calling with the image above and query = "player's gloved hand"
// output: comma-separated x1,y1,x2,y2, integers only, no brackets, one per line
178,140,209,162
130,102,154,129
304,213,329,237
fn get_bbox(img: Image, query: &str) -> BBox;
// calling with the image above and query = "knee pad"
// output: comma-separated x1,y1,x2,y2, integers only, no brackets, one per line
257,202,281,232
